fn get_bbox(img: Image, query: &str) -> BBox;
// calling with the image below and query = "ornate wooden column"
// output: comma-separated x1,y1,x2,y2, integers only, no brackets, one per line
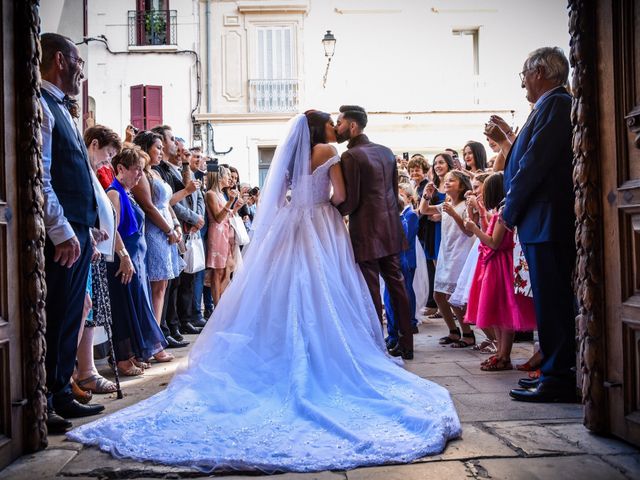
15,0,48,451
568,0,606,432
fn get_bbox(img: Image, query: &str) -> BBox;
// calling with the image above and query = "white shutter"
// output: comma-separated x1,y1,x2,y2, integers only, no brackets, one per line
256,26,293,79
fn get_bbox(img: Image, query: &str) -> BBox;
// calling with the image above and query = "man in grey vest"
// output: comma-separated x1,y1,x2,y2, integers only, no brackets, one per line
40,33,105,433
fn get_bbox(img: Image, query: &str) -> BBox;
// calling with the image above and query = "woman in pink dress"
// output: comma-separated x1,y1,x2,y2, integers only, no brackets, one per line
463,172,536,371
205,165,237,305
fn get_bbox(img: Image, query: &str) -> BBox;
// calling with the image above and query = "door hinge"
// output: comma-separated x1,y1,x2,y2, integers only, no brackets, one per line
603,381,622,388
11,399,27,407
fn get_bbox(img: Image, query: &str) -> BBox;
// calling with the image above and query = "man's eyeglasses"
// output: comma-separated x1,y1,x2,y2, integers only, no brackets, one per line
519,67,535,82
64,54,85,70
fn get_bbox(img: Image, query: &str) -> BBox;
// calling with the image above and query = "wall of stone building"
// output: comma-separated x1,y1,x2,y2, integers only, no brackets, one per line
85,0,201,142
198,0,570,187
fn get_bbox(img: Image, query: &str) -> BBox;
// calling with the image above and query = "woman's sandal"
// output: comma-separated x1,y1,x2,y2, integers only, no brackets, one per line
76,374,118,394
481,356,513,372
472,339,495,352
439,328,461,345
428,310,443,319
119,360,144,377
131,358,151,369
516,352,543,371
481,354,499,367
153,351,175,363
451,331,476,348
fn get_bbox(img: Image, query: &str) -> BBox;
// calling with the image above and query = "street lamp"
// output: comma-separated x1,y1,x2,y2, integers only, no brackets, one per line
322,30,336,88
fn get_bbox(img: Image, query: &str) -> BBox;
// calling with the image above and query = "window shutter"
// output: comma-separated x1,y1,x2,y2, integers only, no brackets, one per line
144,85,163,129
130,84,145,130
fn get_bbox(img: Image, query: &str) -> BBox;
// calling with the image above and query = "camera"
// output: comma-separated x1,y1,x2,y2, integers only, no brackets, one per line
128,125,139,134
206,158,219,173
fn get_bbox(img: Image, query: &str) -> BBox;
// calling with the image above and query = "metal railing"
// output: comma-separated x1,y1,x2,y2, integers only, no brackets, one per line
128,10,177,46
249,79,299,112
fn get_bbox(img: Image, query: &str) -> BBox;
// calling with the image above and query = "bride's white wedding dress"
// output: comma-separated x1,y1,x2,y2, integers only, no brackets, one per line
67,116,460,473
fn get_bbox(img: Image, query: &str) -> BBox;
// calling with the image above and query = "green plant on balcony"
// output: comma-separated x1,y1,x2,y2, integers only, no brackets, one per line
144,11,167,45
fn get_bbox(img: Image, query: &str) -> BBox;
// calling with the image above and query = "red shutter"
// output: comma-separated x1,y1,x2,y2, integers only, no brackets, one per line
130,84,145,130
144,85,163,129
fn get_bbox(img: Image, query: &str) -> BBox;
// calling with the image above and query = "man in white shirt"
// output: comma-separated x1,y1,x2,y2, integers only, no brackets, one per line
40,33,105,433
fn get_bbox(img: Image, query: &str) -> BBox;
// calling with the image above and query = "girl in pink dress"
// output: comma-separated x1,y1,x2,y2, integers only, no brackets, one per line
463,173,536,371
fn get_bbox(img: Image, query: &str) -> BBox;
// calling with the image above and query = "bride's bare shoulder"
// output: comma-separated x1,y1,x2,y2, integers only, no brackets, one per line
311,143,338,170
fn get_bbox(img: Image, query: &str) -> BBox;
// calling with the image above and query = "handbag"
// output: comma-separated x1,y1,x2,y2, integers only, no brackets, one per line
183,232,205,273
230,214,251,246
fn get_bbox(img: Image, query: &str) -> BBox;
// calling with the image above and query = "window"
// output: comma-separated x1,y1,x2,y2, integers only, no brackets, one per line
447,28,482,105
130,85,163,130
129,0,177,46
249,26,298,112
258,147,276,187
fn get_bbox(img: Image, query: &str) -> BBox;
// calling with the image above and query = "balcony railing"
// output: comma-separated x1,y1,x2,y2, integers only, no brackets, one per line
128,10,177,47
249,79,299,113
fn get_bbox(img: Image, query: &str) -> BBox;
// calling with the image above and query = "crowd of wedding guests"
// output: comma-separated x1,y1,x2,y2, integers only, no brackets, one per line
40,29,263,435
387,135,539,373
41,31,575,434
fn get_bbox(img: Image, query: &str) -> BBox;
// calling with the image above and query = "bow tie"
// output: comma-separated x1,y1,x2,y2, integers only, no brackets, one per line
58,95,80,119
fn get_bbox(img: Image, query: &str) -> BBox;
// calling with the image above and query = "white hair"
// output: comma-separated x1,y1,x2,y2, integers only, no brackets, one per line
524,47,569,86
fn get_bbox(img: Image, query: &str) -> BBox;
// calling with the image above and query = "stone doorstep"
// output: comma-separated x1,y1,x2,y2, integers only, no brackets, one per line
476,455,629,480
0,448,78,480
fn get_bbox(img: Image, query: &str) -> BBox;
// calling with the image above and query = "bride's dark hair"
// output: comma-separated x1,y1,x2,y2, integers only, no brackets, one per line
304,110,331,147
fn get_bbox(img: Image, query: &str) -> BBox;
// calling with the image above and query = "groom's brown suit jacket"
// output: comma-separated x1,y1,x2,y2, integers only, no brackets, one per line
337,134,407,263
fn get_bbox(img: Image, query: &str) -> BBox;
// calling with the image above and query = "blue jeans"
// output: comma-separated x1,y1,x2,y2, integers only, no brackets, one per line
192,269,214,319
384,267,416,344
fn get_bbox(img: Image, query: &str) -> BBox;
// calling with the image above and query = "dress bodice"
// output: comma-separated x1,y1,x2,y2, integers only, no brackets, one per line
311,155,340,205
150,176,173,209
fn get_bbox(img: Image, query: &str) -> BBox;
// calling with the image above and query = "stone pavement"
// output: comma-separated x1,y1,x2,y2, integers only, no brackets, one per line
2,316,639,479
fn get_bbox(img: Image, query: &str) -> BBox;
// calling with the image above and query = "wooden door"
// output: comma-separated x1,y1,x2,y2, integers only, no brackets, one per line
597,0,640,446
0,0,24,468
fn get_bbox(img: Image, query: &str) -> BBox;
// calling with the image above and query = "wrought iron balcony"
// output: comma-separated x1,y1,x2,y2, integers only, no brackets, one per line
249,79,299,113
128,10,177,47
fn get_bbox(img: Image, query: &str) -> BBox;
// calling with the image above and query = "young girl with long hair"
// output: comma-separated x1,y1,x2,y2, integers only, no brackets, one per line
420,169,476,347
463,172,537,371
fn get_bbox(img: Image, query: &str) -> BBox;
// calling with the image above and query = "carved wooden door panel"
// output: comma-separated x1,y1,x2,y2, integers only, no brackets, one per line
597,0,640,447
0,0,25,468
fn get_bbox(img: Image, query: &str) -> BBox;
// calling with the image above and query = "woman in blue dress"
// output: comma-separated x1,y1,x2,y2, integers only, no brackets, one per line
105,146,170,375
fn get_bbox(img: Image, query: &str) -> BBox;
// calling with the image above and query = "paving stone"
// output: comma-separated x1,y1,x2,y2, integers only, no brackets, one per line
484,422,584,455
600,453,640,478
61,447,200,477
451,393,583,423
426,376,478,395
417,423,518,462
461,371,529,394
404,362,470,377
478,455,627,479
545,423,639,455
220,473,346,480
346,461,468,479
1,448,77,480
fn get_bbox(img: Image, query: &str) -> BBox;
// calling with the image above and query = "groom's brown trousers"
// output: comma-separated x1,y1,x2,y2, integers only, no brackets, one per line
359,254,414,351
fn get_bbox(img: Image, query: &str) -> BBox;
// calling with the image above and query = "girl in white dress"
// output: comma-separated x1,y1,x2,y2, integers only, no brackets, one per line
67,112,461,473
420,170,476,348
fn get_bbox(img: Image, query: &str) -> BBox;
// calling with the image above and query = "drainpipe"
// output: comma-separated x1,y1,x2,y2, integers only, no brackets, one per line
205,0,212,151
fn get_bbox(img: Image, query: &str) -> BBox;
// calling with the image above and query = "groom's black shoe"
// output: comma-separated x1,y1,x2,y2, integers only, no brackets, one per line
518,377,541,389
510,382,578,403
389,344,414,360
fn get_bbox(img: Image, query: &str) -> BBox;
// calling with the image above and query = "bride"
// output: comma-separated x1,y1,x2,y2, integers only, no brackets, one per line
68,111,461,473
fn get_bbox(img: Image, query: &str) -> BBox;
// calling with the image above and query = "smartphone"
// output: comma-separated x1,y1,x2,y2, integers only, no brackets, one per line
402,152,409,161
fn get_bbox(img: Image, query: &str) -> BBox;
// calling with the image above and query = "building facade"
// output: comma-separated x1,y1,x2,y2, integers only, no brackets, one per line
196,0,570,186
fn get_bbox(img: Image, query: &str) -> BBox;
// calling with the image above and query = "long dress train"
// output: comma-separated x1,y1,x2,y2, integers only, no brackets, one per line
68,135,460,473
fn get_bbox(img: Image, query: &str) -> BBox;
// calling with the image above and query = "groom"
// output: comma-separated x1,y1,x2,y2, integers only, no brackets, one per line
335,105,414,360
